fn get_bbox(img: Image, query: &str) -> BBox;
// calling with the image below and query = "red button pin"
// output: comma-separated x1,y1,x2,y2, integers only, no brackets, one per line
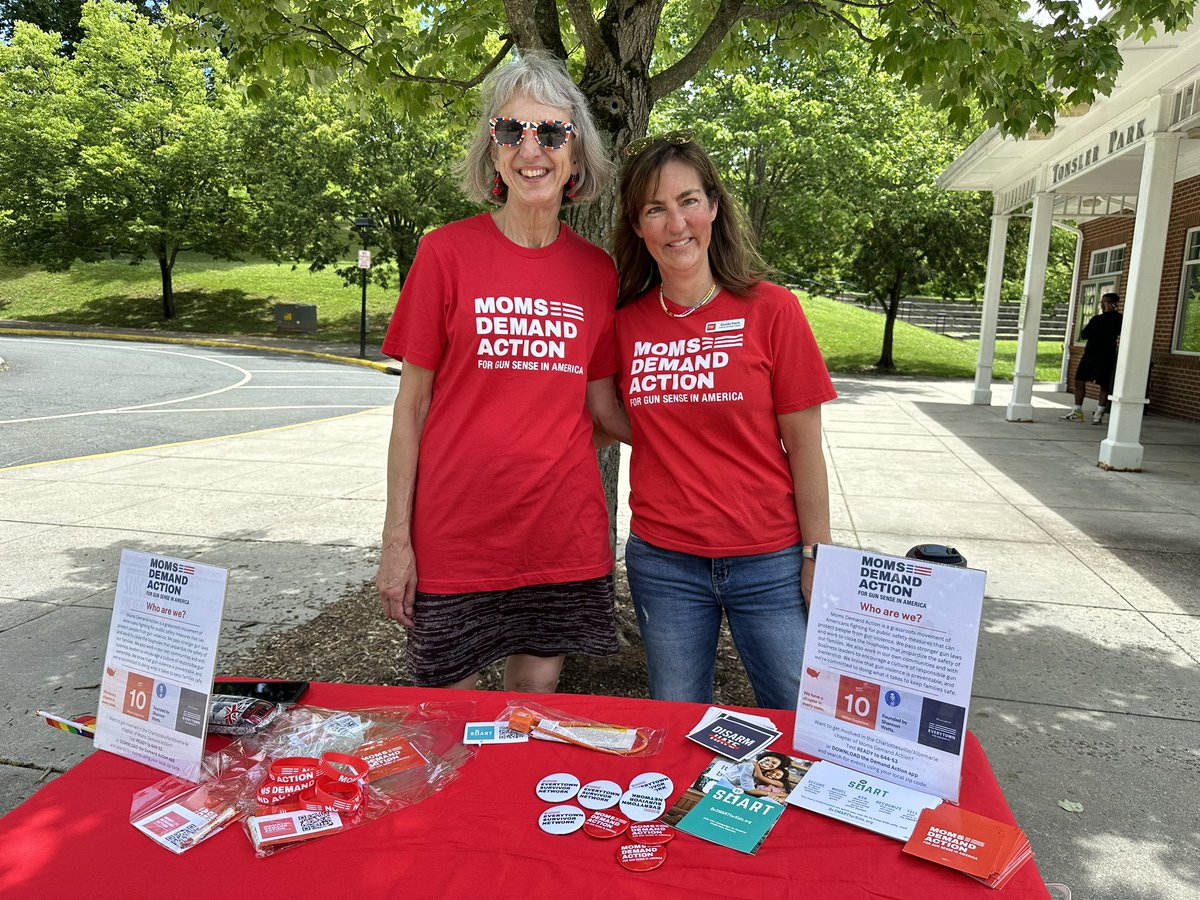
583,810,629,839
617,842,667,872
629,821,674,845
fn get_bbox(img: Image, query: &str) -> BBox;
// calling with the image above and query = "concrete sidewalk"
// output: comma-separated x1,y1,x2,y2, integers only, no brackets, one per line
1,343,1198,899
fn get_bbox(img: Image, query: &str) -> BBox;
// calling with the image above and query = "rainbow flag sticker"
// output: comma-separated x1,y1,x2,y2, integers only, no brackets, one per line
37,710,97,739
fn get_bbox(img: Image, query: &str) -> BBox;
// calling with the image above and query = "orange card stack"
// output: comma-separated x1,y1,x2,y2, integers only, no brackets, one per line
902,805,1033,890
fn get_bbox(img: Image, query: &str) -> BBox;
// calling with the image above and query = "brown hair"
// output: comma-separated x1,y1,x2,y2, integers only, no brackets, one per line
613,138,770,307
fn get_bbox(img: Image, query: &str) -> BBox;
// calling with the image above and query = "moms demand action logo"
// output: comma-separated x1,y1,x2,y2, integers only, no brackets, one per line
626,335,742,393
474,295,584,359
858,554,932,599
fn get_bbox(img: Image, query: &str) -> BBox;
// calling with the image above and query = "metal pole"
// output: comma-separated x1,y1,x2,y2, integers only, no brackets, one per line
359,263,368,359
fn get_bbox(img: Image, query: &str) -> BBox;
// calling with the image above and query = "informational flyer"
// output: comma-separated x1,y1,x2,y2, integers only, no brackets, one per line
786,760,942,841
676,785,786,855
95,550,228,780
793,545,985,802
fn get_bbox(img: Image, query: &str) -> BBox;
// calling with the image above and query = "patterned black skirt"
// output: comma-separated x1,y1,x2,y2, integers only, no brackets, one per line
406,574,618,687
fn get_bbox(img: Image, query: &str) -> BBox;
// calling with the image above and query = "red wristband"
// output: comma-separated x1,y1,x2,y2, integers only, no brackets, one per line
270,756,320,779
303,777,363,814
320,752,369,784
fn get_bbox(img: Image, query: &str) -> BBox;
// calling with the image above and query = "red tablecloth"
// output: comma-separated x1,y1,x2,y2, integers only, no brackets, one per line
0,683,1049,899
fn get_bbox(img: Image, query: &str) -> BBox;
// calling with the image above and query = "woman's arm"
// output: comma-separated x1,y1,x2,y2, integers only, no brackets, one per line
778,405,833,607
376,361,435,628
586,376,632,447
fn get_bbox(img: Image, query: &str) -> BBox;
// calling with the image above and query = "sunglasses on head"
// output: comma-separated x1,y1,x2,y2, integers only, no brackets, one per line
625,129,694,157
489,117,574,150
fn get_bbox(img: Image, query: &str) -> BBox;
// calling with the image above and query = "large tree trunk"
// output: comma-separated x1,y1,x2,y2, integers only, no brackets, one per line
158,249,176,320
561,25,658,552
876,278,903,370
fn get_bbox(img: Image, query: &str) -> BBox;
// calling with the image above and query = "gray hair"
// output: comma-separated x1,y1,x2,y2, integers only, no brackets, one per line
459,50,612,206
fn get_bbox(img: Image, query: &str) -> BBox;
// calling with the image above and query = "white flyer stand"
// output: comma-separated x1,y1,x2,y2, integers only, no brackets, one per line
94,550,228,781
793,545,985,802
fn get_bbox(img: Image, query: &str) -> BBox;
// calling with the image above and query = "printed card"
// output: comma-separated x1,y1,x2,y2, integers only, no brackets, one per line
463,722,529,745
686,712,780,761
903,804,1032,888
676,786,786,855
785,760,942,841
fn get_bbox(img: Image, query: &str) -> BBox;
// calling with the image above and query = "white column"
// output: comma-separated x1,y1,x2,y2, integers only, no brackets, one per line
971,213,1009,405
1006,191,1054,421
1099,131,1181,470
1055,224,1084,392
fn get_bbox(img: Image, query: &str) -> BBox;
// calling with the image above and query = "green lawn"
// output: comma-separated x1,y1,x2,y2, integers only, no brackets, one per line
800,294,1063,381
0,257,1063,380
0,254,399,343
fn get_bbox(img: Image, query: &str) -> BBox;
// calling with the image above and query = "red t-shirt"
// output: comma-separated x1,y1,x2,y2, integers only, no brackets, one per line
382,213,618,593
616,281,836,556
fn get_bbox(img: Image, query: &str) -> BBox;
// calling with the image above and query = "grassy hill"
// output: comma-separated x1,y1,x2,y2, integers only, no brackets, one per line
0,256,1062,380
0,254,397,342
800,294,1062,381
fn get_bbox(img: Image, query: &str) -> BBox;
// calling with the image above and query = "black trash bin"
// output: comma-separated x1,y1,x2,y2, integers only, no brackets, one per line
905,544,967,567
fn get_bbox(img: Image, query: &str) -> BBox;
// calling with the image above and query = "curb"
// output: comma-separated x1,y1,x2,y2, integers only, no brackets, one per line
0,326,394,373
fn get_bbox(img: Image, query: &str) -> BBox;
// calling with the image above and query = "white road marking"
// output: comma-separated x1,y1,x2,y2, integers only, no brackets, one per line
0,338,253,424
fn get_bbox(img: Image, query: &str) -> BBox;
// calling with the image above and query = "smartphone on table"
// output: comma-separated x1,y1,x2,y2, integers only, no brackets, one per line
211,679,310,704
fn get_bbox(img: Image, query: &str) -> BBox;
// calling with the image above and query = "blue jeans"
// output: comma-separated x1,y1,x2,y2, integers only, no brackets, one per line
624,534,808,710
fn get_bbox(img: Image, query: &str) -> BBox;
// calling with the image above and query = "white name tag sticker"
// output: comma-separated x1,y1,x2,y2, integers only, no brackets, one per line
706,318,745,333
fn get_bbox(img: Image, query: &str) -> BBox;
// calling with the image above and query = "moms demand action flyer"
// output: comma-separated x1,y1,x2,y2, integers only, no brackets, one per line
95,550,227,780
793,545,985,802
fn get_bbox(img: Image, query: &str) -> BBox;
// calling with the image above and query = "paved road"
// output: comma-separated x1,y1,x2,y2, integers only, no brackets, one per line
0,336,397,469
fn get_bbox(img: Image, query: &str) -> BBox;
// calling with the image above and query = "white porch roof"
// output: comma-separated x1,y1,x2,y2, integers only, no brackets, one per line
939,18,1200,218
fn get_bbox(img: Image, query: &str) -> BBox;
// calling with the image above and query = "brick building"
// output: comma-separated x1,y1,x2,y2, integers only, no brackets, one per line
938,14,1200,470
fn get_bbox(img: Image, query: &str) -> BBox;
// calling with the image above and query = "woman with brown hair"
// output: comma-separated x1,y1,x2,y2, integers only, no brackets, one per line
613,133,836,709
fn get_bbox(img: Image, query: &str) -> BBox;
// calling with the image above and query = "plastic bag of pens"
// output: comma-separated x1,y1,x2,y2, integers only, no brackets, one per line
499,699,665,756
130,703,476,856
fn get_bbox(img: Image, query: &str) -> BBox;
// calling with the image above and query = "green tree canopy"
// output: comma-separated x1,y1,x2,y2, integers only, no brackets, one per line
0,0,165,52
844,91,991,369
0,0,253,318
652,43,992,370
171,1,1196,143
238,83,476,290
167,0,1196,247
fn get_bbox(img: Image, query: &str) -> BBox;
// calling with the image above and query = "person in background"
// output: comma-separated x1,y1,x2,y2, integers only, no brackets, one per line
376,51,627,693
1061,291,1123,425
612,133,837,710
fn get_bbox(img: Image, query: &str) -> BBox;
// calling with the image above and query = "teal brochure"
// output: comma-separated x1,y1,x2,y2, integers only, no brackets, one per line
676,785,786,854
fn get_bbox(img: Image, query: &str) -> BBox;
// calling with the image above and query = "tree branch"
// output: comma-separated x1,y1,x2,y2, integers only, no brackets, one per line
650,0,748,103
502,0,567,58
650,0,891,101
287,16,514,90
564,0,606,62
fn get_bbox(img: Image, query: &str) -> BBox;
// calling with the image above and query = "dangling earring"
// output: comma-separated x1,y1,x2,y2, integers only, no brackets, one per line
563,173,579,202
492,171,505,199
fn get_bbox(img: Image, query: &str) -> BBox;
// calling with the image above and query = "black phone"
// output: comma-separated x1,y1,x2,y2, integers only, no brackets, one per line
211,679,310,704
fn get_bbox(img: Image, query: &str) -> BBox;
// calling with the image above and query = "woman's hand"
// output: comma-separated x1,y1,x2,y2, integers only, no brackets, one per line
801,557,815,608
778,406,831,611
377,360,434,629
586,376,632,445
377,540,418,627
